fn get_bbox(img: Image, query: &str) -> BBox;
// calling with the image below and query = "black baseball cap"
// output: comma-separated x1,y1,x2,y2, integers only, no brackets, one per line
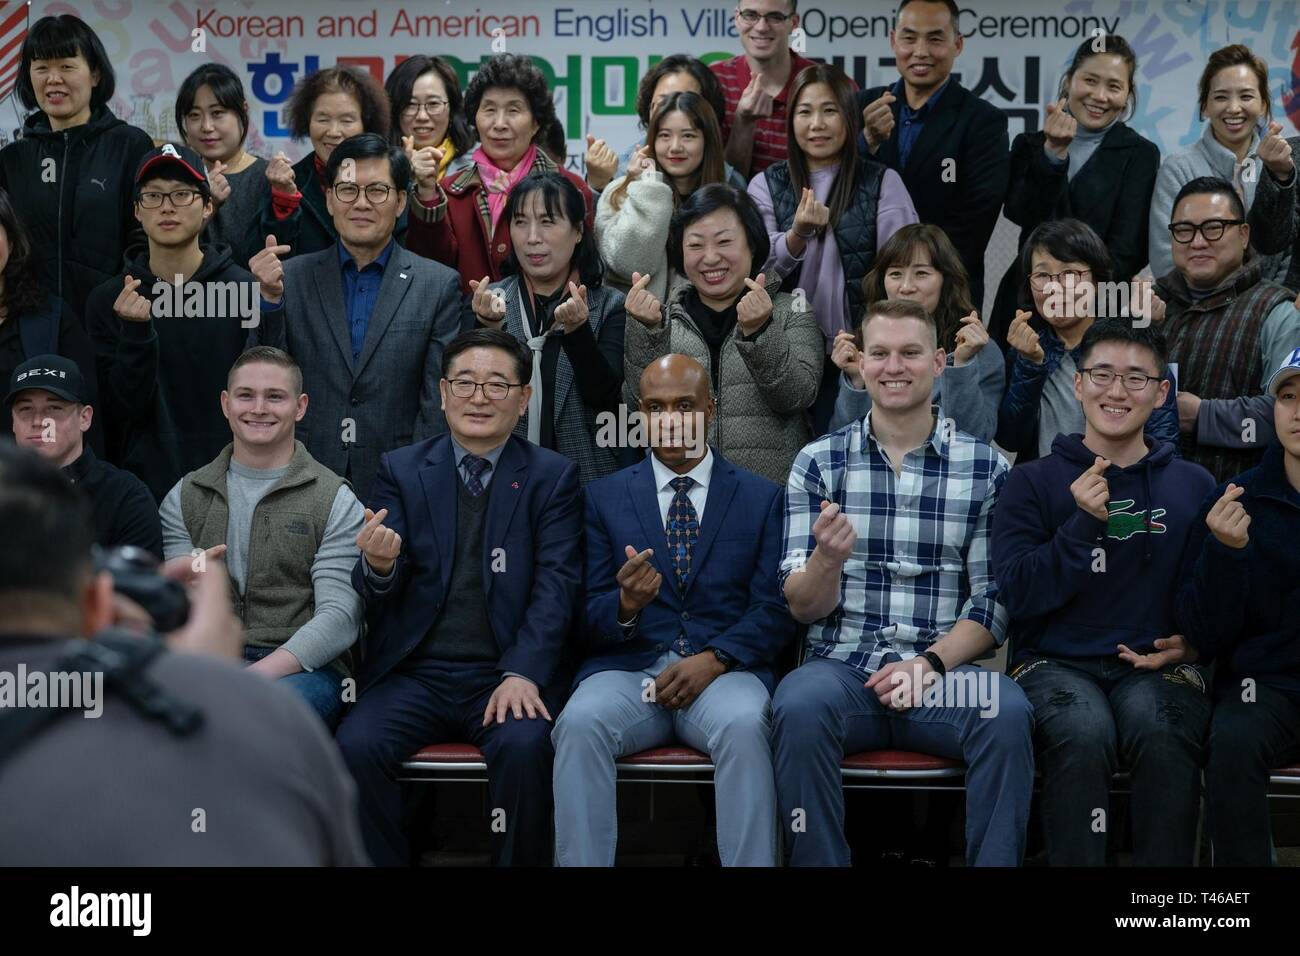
5,354,87,406
134,143,209,188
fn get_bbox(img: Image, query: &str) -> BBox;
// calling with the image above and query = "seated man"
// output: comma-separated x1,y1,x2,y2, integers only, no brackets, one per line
554,354,795,866
335,328,583,867
992,320,1216,865
8,354,161,557
1179,347,1300,865
159,346,364,728
774,298,1034,867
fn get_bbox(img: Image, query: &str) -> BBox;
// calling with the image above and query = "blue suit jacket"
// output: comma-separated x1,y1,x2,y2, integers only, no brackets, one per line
351,433,583,694
578,450,795,694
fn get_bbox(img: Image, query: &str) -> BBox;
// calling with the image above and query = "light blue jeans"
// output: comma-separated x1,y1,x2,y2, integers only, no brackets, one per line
243,645,345,729
553,651,777,866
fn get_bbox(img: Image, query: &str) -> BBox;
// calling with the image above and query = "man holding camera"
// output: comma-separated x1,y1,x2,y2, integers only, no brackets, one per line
8,353,161,558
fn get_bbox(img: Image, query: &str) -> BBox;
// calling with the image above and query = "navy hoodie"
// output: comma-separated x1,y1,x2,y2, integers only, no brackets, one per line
992,432,1215,664
1177,442,1300,702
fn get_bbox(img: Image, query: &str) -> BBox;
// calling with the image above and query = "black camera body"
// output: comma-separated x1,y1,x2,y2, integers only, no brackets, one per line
93,545,191,633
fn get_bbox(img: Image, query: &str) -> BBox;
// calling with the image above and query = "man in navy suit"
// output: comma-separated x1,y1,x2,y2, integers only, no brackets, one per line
334,328,583,867
553,354,795,866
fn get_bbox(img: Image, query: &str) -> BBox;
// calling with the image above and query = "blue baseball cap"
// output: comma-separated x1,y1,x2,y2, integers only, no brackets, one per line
1267,346,1300,396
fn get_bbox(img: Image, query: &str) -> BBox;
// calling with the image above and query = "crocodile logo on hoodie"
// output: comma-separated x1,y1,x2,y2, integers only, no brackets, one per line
1106,499,1168,541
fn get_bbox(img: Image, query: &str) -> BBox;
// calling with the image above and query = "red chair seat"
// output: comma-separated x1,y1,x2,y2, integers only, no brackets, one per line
841,750,964,772
408,743,485,764
617,746,711,766
1273,765,1300,780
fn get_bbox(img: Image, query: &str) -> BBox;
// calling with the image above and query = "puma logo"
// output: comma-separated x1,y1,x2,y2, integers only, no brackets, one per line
90,177,107,190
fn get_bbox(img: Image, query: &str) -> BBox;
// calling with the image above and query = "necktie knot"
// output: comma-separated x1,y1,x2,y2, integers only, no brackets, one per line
671,476,694,494
463,454,491,496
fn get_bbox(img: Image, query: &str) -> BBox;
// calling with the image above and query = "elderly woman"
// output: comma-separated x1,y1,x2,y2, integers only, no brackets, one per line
468,172,626,484
406,54,594,295
623,183,822,484
384,55,474,182
828,224,1004,440
265,65,394,258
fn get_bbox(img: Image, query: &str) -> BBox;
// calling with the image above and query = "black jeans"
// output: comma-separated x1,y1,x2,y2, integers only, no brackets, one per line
1014,654,1211,865
1207,682,1300,865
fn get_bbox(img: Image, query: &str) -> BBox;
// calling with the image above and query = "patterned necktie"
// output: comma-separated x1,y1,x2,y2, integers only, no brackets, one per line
666,476,699,588
463,454,491,497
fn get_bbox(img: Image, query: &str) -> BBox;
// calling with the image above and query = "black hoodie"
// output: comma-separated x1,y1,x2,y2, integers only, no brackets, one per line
86,244,256,501
0,105,154,324
992,432,1216,664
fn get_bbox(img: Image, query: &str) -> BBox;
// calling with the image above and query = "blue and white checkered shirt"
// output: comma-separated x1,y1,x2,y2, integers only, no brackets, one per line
780,408,1010,674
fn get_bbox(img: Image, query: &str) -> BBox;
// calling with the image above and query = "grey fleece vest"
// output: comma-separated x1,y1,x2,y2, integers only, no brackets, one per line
179,440,348,673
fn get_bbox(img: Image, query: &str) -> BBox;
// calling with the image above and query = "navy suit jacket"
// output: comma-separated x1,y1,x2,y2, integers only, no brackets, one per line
578,450,795,694
351,433,583,695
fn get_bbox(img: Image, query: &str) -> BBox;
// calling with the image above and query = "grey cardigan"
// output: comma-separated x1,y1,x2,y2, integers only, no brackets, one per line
827,338,1005,439
623,272,823,484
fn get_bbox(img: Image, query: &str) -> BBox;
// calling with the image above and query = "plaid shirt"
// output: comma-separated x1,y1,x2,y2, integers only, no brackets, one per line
780,409,1010,674
710,52,821,175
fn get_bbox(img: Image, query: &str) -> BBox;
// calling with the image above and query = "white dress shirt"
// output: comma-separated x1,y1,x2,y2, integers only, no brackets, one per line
649,448,714,529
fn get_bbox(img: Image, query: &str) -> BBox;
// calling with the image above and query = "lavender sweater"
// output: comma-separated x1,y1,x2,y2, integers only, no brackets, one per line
748,163,918,349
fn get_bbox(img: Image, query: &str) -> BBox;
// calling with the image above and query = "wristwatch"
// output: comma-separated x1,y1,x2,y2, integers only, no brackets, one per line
711,648,738,672
921,650,946,677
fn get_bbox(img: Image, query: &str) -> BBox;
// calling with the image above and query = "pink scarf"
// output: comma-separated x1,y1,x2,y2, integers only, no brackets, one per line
473,143,538,234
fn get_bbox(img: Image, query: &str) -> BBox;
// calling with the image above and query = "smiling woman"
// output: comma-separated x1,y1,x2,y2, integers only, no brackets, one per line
0,14,154,323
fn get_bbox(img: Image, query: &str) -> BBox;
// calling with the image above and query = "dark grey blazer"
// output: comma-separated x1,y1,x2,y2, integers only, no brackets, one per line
252,241,463,504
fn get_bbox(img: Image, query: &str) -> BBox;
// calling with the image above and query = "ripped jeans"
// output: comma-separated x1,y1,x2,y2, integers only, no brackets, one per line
1012,654,1212,866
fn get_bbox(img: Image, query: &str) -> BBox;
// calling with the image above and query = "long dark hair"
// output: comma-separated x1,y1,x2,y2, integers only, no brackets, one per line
861,224,974,352
175,63,250,147
384,55,473,154
634,55,727,131
607,91,725,212
503,171,605,288
0,189,49,315
786,62,862,229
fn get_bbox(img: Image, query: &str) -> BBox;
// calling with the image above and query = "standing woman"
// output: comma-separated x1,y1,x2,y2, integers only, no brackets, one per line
990,35,1160,350
748,62,918,434
469,172,626,484
176,64,271,272
384,55,474,182
1149,44,1290,283
595,91,729,301
583,54,745,196
266,66,392,258
406,54,594,295
827,224,1004,441
623,183,822,485
0,14,154,324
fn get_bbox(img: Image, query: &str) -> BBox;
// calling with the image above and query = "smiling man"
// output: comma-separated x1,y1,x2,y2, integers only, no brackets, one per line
773,298,1033,867
158,346,365,728
992,320,1216,865
1154,176,1300,482
250,133,462,505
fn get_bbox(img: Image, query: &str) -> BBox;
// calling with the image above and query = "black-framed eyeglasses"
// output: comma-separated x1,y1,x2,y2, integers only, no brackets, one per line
402,98,448,118
444,378,524,400
1028,268,1091,291
736,8,794,26
332,182,395,204
138,188,201,208
1079,367,1161,391
1169,218,1245,243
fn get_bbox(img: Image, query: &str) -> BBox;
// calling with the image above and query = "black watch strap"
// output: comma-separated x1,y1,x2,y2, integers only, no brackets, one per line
711,648,738,671
921,650,946,677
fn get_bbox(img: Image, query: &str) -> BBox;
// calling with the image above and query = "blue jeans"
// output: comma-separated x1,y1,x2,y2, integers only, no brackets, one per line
1013,654,1211,866
773,657,1034,866
1206,682,1300,865
243,645,345,729
553,651,777,866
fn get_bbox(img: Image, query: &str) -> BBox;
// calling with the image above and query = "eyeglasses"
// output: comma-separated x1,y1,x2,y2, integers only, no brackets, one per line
1169,219,1245,243
736,8,794,26
1027,268,1091,291
138,188,202,208
445,378,523,400
1079,367,1161,391
402,98,449,119
331,182,395,204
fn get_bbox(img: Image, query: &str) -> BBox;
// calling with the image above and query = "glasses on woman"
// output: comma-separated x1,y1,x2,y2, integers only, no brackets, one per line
331,183,395,204
137,188,202,208
445,379,523,400
1028,268,1091,291
1079,367,1161,390
1169,219,1244,244
402,98,449,119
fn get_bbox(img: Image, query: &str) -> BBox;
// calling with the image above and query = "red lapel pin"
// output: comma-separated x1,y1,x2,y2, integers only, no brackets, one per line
512,481,520,489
